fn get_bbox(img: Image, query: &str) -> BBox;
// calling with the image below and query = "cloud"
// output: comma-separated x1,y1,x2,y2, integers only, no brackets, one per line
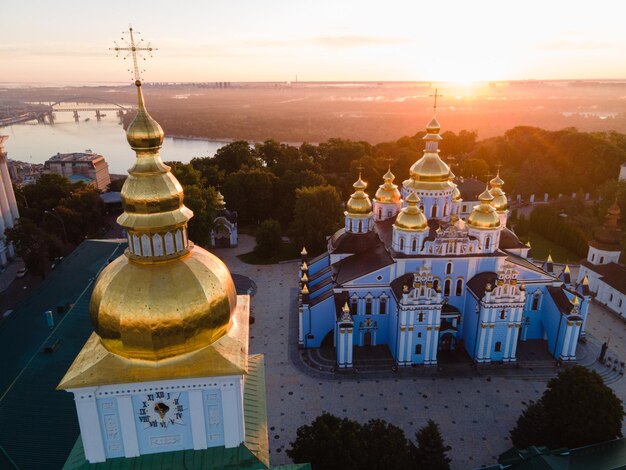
535,40,619,51
313,35,411,48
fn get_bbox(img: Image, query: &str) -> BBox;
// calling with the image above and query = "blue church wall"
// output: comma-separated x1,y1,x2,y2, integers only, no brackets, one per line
96,397,125,459
410,325,430,363
461,294,480,360
309,282,333,300
388,298,399,355
308,255,329,277
488,324,511,362
308,270,331,288
353,313,390,346
541,295,567,358
349,266,394,285
305,296,336,347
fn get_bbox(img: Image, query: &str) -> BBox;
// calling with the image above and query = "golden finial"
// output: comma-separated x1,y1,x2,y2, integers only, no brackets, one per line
582,275,589,286
301,246,308,256
571,296,580,307
547,253,553,263
563,264,571,274
301,273,309,283
301,284,309,295
301,261,308,271
342,302,350,313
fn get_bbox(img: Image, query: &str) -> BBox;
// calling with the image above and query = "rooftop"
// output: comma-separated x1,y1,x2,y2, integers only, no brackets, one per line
47,152,104,163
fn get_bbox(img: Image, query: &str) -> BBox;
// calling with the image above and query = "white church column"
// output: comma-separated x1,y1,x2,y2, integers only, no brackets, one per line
424,325,432,363
510,325,521,359
298,307,304,346
73,389,106,463
485,325,495,361
188,389,208,450
117,394,140,458
405,327,414,363
561,321,573,359
347,328,354,366
221,381,244,448
0,161,18,220
477,325,487,361
338,328,346,367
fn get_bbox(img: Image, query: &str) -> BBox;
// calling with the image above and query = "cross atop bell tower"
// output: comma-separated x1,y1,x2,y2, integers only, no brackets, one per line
111,26,156,85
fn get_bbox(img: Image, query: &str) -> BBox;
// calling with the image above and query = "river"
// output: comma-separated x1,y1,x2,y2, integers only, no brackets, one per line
1,111,228,175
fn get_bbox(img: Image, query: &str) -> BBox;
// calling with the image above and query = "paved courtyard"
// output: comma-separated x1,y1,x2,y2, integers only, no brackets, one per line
213,235,625,469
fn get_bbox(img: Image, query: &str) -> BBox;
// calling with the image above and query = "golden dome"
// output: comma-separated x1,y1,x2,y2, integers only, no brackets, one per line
394,191,428,231
90,247,236,360
346,173,373,215
126,81,165,150
452,185,462,201
405,116,452,190
90,80,237,361
467,186,500,229
489,170,507,211
375,167,402,203
426,116,441,133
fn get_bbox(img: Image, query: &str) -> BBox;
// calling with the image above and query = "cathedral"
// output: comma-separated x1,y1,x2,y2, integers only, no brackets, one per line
298,116,591,368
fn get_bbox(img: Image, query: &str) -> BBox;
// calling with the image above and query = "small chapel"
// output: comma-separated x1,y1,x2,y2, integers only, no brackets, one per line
298,116,591,368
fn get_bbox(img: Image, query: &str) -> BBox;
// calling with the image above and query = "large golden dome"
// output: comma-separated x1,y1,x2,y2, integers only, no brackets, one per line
375,168,401,203
90,247,236,360
346,174,373,215
468,187,500,229
404,116,453,191
90,80,236,361
394,191,428,231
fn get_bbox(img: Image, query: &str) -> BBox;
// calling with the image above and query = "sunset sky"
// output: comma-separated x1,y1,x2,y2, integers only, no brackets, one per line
3,0,626,84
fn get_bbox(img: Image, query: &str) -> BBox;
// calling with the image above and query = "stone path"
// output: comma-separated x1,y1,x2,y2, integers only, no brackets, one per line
212,235,625,470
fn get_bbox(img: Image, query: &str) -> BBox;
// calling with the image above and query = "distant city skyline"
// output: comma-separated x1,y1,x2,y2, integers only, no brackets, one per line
3,0,626,84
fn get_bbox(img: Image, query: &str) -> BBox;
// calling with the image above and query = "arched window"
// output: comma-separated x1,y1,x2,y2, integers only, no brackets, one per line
500,309,506,320
444,204,449,216
378,208,382,219
412,239,417,252
379,296,387,315
531,291,541,310
431,205,438,218
446,262,452,275
418,312,424,322
399,238,404,250
591,253,595,262
365,296,373,315
444,279,451,296
152,233,163,256
358,220,362,233
495,341,502,352
164,232,175,255
455,279,463,296
485,237,491,250
415,344,422,354
600,256,604,264
433,279,440,291
141,234,151,256
350,296,358,315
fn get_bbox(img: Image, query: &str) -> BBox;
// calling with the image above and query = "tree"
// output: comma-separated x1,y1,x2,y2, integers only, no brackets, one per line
287,413,414,470
255,219,282,257
107,177,126,192
222,168,277,224
287,413,364,470
290,185,342,254
212,140,259,173
460,158,489,179
411,420,451,470
509,400,549,449
182,184,218,247
510,366,624,450
6,218,63,277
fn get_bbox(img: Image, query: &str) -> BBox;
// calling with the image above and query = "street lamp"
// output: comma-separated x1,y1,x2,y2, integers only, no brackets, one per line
44,209,68,245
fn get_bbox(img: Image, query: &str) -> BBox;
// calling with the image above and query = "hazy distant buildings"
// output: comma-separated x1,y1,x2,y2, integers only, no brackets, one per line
620,163,626,182
0,136,20,266
44,151,111,191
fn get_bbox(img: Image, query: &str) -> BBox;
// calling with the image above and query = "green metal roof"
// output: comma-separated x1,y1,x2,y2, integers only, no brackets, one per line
0,240,127,470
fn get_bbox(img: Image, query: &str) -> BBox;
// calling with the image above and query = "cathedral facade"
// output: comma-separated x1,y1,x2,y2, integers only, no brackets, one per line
298,117,590,368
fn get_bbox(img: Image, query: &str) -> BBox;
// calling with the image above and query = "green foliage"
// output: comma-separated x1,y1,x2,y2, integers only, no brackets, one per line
510,400,549,449
411,420,452,470
287,413,451,470
6,218,63,277
107,177,126,192
222,168,278,224
460,158,489,179
255,219,282,256
511,366,624,450
290,185,342,254
529,206,589,258
212,140,259,173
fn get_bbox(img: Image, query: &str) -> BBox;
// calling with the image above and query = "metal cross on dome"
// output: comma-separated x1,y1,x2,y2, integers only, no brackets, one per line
429,88,443,115
111,26,157,84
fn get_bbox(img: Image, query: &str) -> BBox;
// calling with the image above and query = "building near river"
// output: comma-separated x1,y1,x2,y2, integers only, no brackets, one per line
44,151,111,191
0,135,20,266
298,116,590,368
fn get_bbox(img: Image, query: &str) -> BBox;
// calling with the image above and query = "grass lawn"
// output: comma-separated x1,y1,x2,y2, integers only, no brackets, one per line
237,242,300,265
522,231,582,264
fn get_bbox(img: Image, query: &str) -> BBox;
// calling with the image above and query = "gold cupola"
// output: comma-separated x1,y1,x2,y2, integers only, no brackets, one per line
346,173,373,215
403,116,454,191
489,171,508,211
591,199,622,250
449,170,462,202
374,167,402,203
88,80,237,361
468,185,501,229
394,191,429,231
